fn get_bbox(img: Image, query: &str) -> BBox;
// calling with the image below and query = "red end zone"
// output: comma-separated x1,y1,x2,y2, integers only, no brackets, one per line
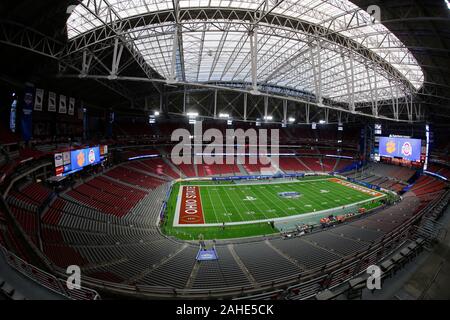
179,186,205,224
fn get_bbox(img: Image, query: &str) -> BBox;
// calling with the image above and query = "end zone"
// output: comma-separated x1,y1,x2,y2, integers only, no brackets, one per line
174,186,205,226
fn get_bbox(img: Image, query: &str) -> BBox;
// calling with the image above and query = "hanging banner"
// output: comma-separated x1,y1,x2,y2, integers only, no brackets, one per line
59,94,67,114
21,85,34,142
48,91,56,112
34,88,44,111
68,97,75,116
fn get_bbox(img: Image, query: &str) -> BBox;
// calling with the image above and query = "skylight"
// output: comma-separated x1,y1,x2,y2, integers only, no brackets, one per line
66,0,424,104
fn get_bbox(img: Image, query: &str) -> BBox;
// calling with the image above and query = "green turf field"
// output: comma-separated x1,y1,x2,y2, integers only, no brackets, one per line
195,178,381,224
162,176,386,240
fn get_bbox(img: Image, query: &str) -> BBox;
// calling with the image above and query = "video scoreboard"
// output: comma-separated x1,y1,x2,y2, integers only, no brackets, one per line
374,136,425,168
54,145,108,177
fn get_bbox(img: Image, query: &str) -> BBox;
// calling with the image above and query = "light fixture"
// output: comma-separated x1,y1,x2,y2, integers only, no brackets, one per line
263,116,273,121
288,117,296,123
154,111,160,116
186,112,199,118
219,113,230,118
319,120,326,124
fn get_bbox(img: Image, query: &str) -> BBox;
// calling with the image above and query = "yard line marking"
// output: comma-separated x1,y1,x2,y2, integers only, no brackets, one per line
205,185,228,223
251,185,293,218
174,177,386,227
234,185,272,221
224,186,254,222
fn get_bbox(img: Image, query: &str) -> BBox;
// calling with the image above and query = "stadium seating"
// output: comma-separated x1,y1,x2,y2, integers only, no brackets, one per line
0,134,447,299
301,157,323,172
321,158,337,173
177,163,197,177
279,157,309,172
105,166,166,189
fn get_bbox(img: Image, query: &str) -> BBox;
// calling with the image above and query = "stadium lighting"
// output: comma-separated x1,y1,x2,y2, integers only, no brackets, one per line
264,116,273,121
446,0,450,10
154,111,160,116
319,120,326,124
219,113,230,118
288,117,296,123
186,112,199,118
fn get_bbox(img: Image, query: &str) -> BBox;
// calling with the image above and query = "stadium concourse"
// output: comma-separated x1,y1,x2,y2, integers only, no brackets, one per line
0,0,450,301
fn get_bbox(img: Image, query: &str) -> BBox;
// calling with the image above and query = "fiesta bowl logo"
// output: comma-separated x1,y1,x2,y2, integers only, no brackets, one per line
401,142,413,157
386,140,396,154
88,149,96,164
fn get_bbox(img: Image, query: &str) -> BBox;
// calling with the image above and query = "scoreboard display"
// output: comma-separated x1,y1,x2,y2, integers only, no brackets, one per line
55,145,107,177
373,136,425,168
379,137,422,162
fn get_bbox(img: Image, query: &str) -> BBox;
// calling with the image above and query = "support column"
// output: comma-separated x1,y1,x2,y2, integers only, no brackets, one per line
264,96,268,120
250,27,258,94
183,87,186,114
349,51,355,112
243,93,248,120
214,89,218,119
170,25,178,83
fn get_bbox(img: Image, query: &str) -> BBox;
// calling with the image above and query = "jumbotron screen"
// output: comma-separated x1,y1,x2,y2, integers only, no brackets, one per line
70,147,101,171
55,145,106,176
379,137,422,162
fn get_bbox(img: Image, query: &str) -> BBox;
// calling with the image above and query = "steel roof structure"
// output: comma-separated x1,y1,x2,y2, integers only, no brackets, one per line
0,0,449,123
63,0,424,121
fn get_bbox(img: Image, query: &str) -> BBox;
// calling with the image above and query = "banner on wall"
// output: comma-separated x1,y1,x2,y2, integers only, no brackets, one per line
21,85,34,142
48,92,56,112
68,97,75,115
59,94,67,114
34,88,44,111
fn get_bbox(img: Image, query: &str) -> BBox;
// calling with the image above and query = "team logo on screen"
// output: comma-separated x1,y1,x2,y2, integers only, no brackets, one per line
386,140,396,154
401,142,412,157
88,149,96,164
77,151,85,167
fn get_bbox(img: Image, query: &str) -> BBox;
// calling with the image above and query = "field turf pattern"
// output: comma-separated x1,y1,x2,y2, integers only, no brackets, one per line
162,176,384,240
197,177,378,224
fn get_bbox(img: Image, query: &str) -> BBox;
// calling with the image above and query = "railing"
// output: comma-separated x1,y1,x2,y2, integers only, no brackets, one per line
0,244,100,300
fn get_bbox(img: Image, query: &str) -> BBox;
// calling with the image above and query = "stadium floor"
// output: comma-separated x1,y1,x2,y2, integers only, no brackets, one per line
163,176,386,240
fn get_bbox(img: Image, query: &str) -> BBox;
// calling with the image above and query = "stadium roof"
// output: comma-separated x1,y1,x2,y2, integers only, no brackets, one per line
0,0,449,123
66,0,424,106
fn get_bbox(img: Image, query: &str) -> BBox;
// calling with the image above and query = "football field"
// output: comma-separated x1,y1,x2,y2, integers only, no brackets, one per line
173,177,385,227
